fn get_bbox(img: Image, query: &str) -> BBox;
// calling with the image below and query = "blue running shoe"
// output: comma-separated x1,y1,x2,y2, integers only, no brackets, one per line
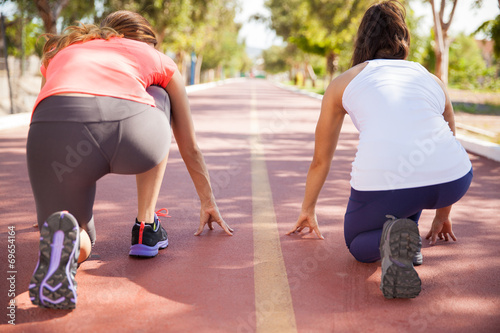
380,215,421,299
29,211,80,309
129,209,169,257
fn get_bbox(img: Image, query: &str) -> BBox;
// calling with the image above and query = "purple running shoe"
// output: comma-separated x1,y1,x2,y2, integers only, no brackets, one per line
29,211,80,309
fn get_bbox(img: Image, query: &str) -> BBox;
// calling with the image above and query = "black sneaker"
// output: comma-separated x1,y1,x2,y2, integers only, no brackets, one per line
29,211,80,309
380,215,421,299
129,209,169,257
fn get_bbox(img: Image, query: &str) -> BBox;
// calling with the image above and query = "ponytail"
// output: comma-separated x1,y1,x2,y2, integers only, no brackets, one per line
41,23,121,68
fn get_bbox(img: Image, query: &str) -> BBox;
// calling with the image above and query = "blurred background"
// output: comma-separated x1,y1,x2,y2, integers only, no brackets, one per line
1,0,499,145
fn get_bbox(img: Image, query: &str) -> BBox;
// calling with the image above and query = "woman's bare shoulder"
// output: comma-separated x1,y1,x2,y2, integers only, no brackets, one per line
326,62,369,99
336,62,369,86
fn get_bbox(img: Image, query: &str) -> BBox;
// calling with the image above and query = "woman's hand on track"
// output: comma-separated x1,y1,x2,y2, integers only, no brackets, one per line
286,211,324,239
195,202,233,236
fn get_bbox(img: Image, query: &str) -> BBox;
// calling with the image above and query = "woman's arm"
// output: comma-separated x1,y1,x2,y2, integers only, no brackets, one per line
428,74,458,244
432,74,456,135
166,70,233,236
287,74,348,239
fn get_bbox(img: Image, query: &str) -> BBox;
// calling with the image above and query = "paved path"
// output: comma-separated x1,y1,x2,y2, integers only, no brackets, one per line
1,79,499,332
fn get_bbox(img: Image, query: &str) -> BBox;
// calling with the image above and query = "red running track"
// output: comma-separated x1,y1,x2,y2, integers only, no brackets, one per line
0,79,499,332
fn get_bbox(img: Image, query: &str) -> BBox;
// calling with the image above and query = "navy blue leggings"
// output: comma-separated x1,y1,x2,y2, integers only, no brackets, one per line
344,168,473,263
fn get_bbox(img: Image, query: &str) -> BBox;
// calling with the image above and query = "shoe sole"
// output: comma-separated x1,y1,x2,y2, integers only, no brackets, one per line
380,218,421,299
29,211,80,309
129,239,168,257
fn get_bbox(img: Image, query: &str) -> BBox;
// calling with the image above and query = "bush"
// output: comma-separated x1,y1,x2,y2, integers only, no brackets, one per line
448,33,491,90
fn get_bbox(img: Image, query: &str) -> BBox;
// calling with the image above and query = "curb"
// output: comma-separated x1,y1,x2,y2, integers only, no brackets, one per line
185,77,246,93
272,80,500,164
457,134,500,163
0,112,31,131
271,81,324,100
0,78,247,131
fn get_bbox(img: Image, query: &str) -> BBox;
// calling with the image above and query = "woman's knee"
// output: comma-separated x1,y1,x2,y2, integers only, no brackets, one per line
347,231,382,263
348,246,379,263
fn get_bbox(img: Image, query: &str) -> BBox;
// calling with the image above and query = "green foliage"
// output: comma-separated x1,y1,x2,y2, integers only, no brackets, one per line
262,45,289,74
474,14,500,60
2,0,247,78
194,0,245,72
420,29,436,72
448,33,490,90
100,0,193,54
301,0,368,56
405,4,427,63
60,1,97,27
201,18,247,73
310,53,326,77
3,15,44,58
102,0,245,73
261,42,327,78
266,0,371,76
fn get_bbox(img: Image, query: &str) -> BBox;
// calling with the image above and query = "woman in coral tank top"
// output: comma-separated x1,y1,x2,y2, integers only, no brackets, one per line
27,11,232,309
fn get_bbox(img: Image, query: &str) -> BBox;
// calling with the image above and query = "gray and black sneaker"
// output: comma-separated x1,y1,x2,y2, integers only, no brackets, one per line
380,215,421,299
413,236,423,266
29,211,80,309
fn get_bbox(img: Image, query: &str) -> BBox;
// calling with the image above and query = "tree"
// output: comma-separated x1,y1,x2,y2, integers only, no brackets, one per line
4,13,43,57
101,0,193,75
199,0,246,80
102,0,244,84
424,0,488,85
406,2,428,63
262,45,289,74
448,33,488,89
474,15,500,60
200,11,246,79
189,0,242,83
266,0,370,81
9,0,96,34
33,0,70,33
4,0,245,83
427,0,458,85
59,0,97,27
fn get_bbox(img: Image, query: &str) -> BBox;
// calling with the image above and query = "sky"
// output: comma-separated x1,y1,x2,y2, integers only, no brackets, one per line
235,0,500,50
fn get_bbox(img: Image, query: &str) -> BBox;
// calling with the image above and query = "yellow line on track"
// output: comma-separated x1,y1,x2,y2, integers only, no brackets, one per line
250,84,297,333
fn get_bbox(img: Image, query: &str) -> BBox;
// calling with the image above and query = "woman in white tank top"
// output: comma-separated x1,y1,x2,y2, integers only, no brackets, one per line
287,0,472,299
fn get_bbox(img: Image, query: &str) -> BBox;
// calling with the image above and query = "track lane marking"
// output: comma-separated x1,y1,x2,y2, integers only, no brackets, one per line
250,84,297,333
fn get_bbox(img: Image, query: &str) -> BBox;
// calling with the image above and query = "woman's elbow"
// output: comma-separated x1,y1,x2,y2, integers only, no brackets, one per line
310,155,331,171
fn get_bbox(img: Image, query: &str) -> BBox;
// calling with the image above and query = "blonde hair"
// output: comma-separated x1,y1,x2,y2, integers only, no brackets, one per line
41,11,157,68
100,10,157,46
41,23,121,68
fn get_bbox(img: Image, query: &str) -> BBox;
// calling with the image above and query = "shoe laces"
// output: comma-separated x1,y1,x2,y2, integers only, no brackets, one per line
155,208,171,220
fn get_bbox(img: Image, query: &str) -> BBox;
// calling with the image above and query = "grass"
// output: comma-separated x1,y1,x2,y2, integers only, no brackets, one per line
283,80,326,95
285,79,500,116
457,129,500,144
452,102,500,116
283,78,500,144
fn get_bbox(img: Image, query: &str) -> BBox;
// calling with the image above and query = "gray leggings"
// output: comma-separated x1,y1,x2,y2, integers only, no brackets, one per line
26,86,171,245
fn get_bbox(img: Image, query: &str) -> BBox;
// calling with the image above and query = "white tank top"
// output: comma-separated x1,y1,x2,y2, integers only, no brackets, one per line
342,59,471,191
